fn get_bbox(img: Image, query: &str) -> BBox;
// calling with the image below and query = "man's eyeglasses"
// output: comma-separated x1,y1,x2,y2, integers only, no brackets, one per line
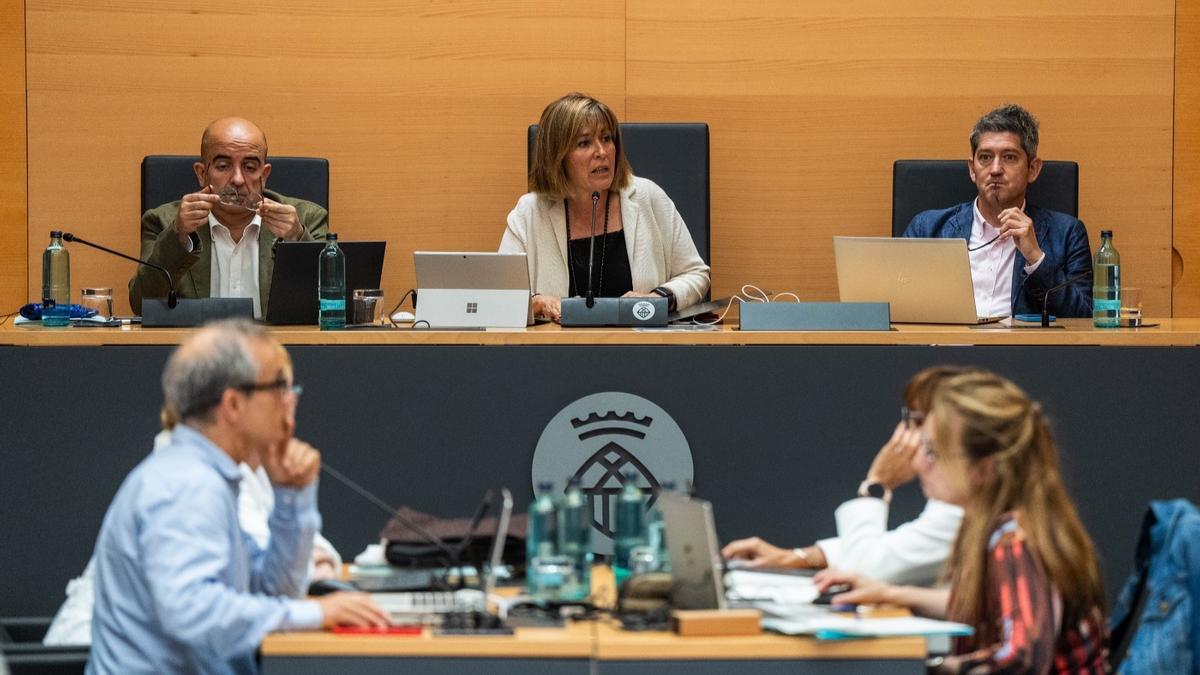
235,377,303,399
217,185,263,212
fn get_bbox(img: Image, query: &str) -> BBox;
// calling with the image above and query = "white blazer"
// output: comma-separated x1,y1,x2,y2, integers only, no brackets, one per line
815,498,964,587
500,176,711,310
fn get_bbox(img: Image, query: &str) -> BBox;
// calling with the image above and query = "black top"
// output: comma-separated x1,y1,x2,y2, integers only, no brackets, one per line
566,230,633,298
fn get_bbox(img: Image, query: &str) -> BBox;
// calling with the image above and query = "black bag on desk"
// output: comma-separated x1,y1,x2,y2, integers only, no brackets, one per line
380,505,527,570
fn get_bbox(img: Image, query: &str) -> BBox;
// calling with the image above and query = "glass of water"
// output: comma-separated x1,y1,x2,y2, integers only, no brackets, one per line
80,287,114,318
1119,287,1142,326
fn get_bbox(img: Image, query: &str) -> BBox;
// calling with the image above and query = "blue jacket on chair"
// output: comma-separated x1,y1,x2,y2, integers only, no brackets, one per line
1109,499,1200,674
902,201,1094,317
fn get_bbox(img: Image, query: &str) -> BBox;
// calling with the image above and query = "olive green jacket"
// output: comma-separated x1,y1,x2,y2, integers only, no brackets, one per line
128,189,329,315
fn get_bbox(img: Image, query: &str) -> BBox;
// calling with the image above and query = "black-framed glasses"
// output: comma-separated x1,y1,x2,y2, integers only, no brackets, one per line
900,406,926,428
967,233,1001,252
234,377,303,398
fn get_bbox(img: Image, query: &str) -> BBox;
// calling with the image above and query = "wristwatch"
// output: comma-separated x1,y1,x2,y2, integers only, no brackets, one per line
857,479,893,503
651,286,676,312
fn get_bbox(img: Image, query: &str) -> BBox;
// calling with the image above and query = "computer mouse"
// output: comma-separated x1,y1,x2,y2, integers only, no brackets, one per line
813,584,851,606
391,310,416,322
307,578,359,596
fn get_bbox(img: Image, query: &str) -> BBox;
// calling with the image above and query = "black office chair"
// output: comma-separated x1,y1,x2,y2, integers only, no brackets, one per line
140,155,330,215
891,159,1079,237
0,617,88,675
527,123,710,264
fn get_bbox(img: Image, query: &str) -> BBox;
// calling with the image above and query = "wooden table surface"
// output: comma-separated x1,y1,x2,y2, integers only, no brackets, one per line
2,317,1196,346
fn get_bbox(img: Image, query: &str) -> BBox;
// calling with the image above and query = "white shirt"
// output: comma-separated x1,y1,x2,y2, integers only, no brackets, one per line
42,430,341,646
208,213,263,318
969,199,1043,318
815,497,964,587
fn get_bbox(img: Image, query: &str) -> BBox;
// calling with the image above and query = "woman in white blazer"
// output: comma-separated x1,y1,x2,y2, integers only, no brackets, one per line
722,366,970,588
500,93,710,322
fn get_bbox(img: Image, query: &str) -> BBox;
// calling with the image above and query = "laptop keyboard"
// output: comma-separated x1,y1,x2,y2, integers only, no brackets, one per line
373,589,485,625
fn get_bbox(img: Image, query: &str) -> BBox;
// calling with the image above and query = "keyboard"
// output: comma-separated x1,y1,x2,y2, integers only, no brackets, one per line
372,589,486,626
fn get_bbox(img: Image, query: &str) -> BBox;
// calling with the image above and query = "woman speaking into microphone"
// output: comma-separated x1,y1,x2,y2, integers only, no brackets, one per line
500,93,710,322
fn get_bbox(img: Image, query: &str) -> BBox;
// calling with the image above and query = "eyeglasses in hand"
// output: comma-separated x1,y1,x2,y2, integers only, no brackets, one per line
216,185,263,212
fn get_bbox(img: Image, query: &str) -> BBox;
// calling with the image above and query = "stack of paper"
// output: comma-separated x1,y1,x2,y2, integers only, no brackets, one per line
763,615,974,640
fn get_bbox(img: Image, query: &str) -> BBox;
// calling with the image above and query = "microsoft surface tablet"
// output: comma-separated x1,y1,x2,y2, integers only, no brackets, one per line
413,252,531,329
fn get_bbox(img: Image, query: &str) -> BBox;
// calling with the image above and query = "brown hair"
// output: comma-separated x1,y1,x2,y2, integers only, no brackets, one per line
934,371,1104,632
902,365,977,414
528,93,633,199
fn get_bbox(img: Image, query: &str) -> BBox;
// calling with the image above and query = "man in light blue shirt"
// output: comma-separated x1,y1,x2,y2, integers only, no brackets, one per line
87,320,385,674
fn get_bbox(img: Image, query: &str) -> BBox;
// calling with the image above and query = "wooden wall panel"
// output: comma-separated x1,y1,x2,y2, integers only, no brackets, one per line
1,0,26,315
22,1,1184,318
627,1,1175,314
25,1,624,315
1174,0,1200,315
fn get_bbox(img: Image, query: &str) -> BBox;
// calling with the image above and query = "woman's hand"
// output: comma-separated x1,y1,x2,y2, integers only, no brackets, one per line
812,569,896,605
532,294,561,323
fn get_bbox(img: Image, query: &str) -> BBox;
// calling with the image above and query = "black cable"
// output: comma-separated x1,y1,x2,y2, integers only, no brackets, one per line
0,310,18,326
387,289,417,327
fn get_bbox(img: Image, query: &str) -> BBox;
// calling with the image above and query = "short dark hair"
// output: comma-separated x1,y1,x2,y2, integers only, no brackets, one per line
969,104,1039,161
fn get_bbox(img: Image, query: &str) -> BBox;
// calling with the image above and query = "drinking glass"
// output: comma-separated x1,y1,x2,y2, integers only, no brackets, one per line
352,289,385,325
80,287,114,317
1119,287,1142,326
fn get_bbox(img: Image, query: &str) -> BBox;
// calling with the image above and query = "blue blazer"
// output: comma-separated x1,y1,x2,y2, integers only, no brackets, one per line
902,202,1093,318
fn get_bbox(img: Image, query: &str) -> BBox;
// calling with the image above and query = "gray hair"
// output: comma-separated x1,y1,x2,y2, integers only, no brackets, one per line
969,103,1039,161
162,319,268,424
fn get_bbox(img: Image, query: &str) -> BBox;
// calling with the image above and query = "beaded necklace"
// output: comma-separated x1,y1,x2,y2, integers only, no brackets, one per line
563,193,611,297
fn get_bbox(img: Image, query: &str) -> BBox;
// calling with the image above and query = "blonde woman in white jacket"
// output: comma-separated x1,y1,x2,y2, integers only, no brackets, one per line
501,93,710,322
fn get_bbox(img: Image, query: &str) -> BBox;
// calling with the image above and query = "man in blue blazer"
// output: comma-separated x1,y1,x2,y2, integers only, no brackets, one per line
902,104,1093,318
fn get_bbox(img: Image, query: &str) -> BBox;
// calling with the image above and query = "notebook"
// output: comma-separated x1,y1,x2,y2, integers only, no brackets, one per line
833,236,1006,324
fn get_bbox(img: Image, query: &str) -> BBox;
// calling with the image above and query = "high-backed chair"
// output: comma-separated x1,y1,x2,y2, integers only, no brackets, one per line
891,159,1079,237
527,123,710,264
140,155,330,215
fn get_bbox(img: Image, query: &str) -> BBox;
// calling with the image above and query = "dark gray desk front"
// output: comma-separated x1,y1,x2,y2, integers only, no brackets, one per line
3,326,1198,616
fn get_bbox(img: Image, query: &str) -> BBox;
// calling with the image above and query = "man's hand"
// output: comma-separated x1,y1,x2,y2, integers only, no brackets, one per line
721,537,825,569
258,197,304,241
317,592,389,629
173,186,219,247
997,207,1042,264
532,294,562,323
864,421,920,490
263,434,321,489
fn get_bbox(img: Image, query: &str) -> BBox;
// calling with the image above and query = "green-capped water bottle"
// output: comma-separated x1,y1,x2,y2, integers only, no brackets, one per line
42,230,70,307
557,477,592,601
526,481,559,597
1092,230,1120,328
613,472,646,583
318,233,345,330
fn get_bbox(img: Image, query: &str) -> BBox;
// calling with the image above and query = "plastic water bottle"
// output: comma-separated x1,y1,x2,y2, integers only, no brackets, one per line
1092,230,1120,328
42,230,70,306
613,472,647,581
646,481,676,573
526,481,559,597
557,477,593,600
318,233,345,330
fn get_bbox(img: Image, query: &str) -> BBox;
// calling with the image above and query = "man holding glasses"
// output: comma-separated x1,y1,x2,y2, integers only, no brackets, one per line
128,117,328,318
902,104,1093,318
87,321,385,674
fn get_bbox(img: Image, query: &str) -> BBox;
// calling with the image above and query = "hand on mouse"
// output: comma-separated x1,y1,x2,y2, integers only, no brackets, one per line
812,569,894,606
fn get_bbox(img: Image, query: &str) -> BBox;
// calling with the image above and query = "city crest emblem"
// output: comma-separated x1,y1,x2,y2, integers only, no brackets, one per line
532,392,694,554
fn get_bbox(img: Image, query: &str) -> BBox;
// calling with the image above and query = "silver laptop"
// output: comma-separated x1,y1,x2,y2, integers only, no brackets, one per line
657,492,727,611
413,252,532,329
833,237,1005,324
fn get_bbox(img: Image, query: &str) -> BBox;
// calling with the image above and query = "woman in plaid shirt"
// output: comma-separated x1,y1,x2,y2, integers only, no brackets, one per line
816,370,1107,674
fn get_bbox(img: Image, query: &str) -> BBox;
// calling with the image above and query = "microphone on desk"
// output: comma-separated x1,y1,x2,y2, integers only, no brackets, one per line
63,232,178,308
586,191,600,308
1041,272,1091,327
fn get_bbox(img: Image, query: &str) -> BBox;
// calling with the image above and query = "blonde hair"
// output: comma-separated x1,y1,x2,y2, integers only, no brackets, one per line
528,93,633,199
934,371,1104,633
